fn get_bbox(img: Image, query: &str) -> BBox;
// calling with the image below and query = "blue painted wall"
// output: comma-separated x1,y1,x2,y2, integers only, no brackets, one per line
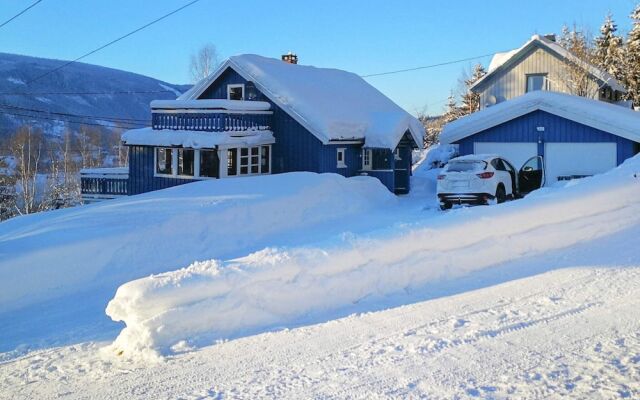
455,110,637,165
128,145,194,195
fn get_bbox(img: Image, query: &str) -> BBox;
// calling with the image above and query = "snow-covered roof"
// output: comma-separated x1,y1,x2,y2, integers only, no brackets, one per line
472,35,627,93
440,91,640,144
122,127,275,148
151,99,271,111
179,54,423,149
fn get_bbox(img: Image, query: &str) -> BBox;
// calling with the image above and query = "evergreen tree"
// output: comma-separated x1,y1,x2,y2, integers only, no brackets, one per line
443,93,462,123
461,63,487,115
625,4,640,107
594,12,625,83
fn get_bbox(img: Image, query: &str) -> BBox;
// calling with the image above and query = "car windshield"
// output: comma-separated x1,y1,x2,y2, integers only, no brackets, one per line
446,160,486,172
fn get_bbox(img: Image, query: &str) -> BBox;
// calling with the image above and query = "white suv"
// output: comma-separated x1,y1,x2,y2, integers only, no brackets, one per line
437,154,519,210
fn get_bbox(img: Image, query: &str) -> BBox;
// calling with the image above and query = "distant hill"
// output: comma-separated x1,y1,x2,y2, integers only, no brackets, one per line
0,52,190,137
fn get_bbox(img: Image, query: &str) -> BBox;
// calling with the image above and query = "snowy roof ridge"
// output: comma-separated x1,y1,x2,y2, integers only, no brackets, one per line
178,54,424,150
472,35,627,93
440,91,640,144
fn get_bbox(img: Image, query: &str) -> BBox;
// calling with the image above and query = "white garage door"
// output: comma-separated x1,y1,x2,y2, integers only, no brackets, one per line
544,142,617,184
473,142,538,170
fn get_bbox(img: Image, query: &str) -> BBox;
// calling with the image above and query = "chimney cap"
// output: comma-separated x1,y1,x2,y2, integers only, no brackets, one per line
543,33,556,42
282,52,298,64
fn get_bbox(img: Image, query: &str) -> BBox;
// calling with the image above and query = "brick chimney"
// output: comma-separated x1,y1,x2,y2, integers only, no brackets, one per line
282,52,298,64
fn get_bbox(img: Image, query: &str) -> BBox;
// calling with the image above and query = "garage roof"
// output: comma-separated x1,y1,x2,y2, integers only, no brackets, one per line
440,91,640,144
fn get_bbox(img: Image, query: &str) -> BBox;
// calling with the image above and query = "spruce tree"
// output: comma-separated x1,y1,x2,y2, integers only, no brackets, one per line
626,4,640,107
461,63,487,115
594,12,625,83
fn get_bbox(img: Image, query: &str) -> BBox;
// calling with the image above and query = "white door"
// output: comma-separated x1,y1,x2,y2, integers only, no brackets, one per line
544,142,617,184
473,142,538,170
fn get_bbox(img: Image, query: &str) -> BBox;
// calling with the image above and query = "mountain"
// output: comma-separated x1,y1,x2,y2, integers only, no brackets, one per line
0,52,190,137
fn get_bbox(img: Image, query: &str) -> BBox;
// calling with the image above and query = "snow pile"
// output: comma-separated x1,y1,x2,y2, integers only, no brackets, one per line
180,54,424,149
122,127,274,148
423,143,457,168
150,99,271,111
106,156,640,359
0,173,394,318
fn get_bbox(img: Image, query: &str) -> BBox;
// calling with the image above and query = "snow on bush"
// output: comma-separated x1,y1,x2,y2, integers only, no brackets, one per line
106,157,640,359
424,144,457,169
0,172,395,315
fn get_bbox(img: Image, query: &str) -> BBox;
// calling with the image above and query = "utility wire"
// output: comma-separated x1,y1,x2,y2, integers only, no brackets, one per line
25,0,201,86
0,110,145,129
0,0,43,30
0,103,150,123
0,89,178,96
360,52,499,78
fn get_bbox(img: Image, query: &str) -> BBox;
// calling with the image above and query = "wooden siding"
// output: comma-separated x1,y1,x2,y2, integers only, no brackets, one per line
455,110,637,166
128,145,195,195
476,45,600,109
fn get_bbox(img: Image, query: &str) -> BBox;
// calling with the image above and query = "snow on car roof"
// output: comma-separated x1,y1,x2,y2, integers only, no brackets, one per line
440,91,640,145
449,154,497,162
179,54,424,150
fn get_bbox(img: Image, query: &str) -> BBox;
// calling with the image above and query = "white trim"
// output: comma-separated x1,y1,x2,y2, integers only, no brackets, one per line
153,147,175,177
152,109,272,115
337,148,347,168
362,148,372,170
328,140,365,145
227,84,245,100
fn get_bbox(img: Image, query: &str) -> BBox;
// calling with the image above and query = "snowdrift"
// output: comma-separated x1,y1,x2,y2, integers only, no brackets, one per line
0,173,394,315
106,157,640,359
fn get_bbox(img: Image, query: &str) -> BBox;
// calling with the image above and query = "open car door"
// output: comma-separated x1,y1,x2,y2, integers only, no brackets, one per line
518,156,544,195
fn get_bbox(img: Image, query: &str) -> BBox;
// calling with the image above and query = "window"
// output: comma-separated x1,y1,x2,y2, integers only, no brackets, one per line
240,147,249,174
491,158,507,171
251,147,260,174
177,148,195,176
261,146,270,173
156,147,173,175
362,149,372,170
394,148,402,160
337,148,346,168
227,148,238,176
200,150,219,178
446,161,486,172
526,74,547,92
227,84,244,100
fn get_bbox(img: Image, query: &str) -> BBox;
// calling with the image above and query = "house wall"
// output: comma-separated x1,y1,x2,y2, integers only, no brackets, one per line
128,145,195,195
455,110,637,166
476,45,601,109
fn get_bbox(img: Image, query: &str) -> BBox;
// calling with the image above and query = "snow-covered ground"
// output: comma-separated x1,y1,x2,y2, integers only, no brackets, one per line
1,156,640,398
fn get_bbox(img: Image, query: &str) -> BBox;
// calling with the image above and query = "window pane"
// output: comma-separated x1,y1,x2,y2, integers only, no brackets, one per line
156,147,173,174
178,148,194,176
227,148,237,176
228,86,243,100
200,150,219,178
241,148,248,157
527,75,545,92
240,166,248,174
251,147,259,156
261,146,270,173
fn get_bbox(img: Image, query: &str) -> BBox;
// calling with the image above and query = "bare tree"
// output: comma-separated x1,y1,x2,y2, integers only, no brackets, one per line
76,125,103,168
190,43,220,83
9,126,45,215
557,25,600,98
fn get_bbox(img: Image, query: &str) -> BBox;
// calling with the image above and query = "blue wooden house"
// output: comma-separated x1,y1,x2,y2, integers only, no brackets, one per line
440,91,640,185
81,54,423,201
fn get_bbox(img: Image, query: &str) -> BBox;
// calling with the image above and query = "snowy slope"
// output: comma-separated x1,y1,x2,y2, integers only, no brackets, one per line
2,222,640,399
0,52,189,137
105,156,640,359
0,173,403,352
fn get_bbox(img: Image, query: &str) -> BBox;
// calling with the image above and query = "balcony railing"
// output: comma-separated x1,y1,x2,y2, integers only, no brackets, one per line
151,112,271,132
80,167,129,203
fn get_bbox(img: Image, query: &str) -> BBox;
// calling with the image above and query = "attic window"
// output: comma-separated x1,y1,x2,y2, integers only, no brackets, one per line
227,84,244,100
526,74,548,92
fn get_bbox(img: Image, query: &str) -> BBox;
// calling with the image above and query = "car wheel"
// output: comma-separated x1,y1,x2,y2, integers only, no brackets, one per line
440,202,452,211
495,185,506,204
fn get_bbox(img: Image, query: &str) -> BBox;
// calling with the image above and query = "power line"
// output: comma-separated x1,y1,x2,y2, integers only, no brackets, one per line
0,0,43,30
0,89,179,96
0,103,150,123
360,52,499,78
25,0,201,86
0,110,145,129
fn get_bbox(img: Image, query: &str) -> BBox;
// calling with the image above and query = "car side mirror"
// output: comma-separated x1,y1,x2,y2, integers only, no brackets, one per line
523,166,533,172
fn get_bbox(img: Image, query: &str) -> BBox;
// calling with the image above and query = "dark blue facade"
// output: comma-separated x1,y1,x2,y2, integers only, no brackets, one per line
121,66,416,195
455,110,638,165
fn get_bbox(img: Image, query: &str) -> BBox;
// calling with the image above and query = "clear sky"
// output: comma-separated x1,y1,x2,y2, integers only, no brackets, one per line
0,0,638,115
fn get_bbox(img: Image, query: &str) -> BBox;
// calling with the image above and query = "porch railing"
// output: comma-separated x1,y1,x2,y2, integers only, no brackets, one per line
151,112,272,132
80,167,129,202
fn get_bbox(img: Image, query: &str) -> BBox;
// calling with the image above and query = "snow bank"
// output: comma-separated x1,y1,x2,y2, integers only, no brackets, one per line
106,157,640,359
0,173,394,317
423,143,457,168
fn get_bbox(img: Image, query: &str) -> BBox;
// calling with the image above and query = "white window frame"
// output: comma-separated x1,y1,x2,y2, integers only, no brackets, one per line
362,149,372,170
227,84,245,100
153,147,219,180
394,147,401,160
337,148,346,168
218,145,272,178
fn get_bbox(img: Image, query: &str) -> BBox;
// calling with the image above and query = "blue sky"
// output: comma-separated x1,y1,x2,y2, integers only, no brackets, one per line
1,0,638,115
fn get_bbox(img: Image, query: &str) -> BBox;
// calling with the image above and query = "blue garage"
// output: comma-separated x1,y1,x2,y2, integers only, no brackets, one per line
440,91,640,186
